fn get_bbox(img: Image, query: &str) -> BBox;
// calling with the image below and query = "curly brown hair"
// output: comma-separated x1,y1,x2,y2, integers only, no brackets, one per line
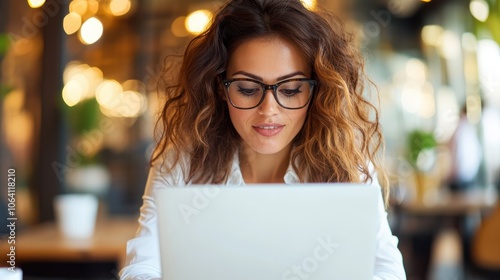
152,0,389,201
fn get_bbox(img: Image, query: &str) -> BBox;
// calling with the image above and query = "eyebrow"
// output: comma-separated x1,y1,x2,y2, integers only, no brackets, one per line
230,71,307,82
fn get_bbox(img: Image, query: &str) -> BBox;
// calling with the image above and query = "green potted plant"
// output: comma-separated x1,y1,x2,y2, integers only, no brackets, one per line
0,33,11,98
62,96,110,196
407,129,437,201
472,0,500,44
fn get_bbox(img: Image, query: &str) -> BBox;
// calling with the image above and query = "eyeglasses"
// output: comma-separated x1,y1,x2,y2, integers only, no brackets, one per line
222,78,316,110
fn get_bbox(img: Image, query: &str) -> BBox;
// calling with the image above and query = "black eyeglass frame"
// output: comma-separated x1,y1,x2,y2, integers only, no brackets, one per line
222,78,317,110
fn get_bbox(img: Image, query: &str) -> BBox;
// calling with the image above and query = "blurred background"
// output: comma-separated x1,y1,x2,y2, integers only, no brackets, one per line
0,0,499,279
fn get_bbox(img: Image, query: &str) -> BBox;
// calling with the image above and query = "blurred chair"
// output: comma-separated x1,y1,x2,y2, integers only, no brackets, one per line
472,202,500,279
428,228,464,280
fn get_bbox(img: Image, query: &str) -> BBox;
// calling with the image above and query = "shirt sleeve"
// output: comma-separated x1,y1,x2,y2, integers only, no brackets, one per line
371,175,407,280
119,162,185,280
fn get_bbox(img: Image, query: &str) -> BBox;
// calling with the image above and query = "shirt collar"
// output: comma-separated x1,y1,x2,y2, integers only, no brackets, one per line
284,163,300,184
226,152,245,185
225,151,300,185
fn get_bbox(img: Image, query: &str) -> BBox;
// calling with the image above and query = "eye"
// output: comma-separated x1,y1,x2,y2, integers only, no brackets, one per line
237,86,260,96
231,80,262,97
279,82,303,97
280,88,302,96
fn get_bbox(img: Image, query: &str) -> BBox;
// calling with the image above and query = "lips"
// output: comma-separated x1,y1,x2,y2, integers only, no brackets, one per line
252,123,284,137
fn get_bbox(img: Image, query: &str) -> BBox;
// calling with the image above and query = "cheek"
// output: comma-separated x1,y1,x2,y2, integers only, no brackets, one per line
227,103,246,128
290,109,308,127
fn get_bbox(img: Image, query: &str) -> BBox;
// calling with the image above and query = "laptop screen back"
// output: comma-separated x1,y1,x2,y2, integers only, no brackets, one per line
155,183,379,280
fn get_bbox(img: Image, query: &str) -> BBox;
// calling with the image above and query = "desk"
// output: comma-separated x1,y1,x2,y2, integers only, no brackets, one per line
391,189,497,279
392,189,497,236
0,217,138,270
393,189,497,216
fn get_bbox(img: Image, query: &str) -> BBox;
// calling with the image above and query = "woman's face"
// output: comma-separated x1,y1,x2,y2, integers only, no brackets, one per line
225,36,311,156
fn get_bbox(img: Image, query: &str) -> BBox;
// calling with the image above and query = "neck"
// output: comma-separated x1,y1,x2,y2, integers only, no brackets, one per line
239,145,292,184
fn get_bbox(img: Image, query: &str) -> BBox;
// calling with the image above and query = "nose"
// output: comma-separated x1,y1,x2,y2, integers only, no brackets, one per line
257,90,279,116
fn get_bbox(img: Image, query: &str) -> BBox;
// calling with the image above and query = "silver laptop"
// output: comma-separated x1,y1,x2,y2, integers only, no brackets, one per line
155,183,379,280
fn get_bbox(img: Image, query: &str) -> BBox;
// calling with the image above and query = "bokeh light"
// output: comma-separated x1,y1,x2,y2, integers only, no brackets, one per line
63,12,82,35
96,80,123,110
79,17,103,45
419,83,435,119
477,39,500,107
83,67,104,98
71,74,90,98
435,87,459,142
87,0,100,16
405,58,427,84
62,62,104,106
119,91,143,117
185,10,212,35
69,0,88,15
462,32,477,53
27,0,46,8
470,0,489,22
62,80,84,107
401,86,421,114
421,25,443,47
97,79,148,118
171,17,189,38
64,61,87,84
439,31,460,59
109,0,131,16
301,0,317,10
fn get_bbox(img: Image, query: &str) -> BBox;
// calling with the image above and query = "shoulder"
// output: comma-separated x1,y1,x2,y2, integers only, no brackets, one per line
151,150,191,186
359,161,379,186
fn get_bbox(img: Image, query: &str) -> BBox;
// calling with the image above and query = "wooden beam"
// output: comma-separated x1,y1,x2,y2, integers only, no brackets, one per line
31,0,67,222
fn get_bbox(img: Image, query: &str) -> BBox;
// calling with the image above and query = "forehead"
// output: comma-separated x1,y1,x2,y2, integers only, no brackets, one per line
226,36,311,81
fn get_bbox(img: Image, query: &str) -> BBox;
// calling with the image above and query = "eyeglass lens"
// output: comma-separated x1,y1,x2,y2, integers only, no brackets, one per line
226,80,313,109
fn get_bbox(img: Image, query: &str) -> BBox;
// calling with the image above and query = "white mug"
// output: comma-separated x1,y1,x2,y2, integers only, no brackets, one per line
0,267,23,280
54,194,98,239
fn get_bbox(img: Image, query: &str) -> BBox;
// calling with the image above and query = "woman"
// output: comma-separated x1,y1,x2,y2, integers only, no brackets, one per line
120,0,406,279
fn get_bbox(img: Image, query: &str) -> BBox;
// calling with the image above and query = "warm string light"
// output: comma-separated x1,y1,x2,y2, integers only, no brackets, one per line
79,17,103,45
301,0,317,10
185,10,213,35
63,62,147,118
62,63,103,107
109,0,131,16
64,0,132,43
171,17,189,38
27,0,46,8
95,80,147,118
421,25,443,47
63,12,82,35
69,0,88,15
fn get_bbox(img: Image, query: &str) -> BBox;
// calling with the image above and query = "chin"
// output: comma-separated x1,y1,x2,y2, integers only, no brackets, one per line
249,143,288,156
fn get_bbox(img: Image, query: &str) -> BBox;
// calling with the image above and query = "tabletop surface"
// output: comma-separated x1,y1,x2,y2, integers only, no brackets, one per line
0,216,138,267
393,188,498,215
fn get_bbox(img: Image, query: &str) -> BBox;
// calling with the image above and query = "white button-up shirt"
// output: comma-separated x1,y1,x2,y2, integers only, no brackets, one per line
119,153,406,279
